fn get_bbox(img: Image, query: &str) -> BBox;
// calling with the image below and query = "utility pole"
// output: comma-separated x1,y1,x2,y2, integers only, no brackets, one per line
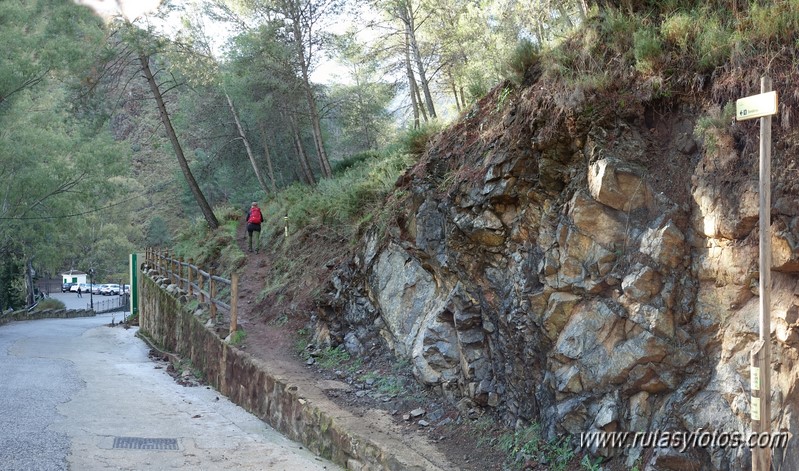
89,268,95,311
737,76,777,471
26,257,35,308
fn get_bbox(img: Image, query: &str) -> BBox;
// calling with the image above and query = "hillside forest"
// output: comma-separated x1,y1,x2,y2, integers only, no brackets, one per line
1,0,585,309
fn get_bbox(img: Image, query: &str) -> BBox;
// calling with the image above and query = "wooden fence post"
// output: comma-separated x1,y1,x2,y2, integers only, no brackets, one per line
230,273,238,334
187,259,193,297
210,274,217,322
197,267,205,303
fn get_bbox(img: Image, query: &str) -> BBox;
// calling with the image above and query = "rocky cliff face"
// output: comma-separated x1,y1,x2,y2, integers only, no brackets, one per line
317,76,799,470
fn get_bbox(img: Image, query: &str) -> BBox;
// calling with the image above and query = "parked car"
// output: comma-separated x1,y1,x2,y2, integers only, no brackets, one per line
90,284,102,295
100,284,120,295
61,282,74,293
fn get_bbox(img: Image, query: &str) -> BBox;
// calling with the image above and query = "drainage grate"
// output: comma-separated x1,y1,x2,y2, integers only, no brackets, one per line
113,437,179,450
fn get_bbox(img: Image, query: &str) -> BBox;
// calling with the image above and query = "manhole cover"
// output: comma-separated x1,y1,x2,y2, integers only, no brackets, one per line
112,437,179,450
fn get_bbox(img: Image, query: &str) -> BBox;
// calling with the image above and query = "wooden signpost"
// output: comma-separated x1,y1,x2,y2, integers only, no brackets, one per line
736,77,777,471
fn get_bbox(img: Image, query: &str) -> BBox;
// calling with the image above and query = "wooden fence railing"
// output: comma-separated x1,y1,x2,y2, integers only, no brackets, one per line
144,248,239,334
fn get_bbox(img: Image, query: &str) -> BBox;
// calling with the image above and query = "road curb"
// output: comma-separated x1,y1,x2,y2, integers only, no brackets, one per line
0,309,95,328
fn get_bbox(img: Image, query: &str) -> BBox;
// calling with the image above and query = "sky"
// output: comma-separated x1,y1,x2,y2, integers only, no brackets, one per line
73,0,355,85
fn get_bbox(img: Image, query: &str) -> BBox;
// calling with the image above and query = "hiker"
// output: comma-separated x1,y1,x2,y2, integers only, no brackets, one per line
77,286,83,298
246,201,263,253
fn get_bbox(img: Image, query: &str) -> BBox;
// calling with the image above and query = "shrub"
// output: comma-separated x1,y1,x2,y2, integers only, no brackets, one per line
358,370,404,395
316,346,350,369
694,102,735,155
295,328,310,357
542,42,581,80
398,121,442,157
661,11,695,51
504,39,540,86
748,1,799,43
633,25,664,73
497,422,574,471
33,298,66,311
465,69,489,102
600,8,637,56
184,298,200,312
375,376,403,395
172,205,240,271
331,150,380,175
694,16,732,71
228,329,247,346
581,454,603,470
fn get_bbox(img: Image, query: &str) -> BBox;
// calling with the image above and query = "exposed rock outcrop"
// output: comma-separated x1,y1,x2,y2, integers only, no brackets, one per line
316,80,799,470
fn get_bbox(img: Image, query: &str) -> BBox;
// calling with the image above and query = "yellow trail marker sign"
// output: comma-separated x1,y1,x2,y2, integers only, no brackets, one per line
736,91,778,121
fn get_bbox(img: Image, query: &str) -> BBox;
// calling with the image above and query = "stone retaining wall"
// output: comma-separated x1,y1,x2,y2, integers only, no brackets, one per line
138,270,444,471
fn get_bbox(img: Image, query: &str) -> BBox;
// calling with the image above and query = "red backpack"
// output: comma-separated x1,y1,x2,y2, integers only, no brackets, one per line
248,206,263,224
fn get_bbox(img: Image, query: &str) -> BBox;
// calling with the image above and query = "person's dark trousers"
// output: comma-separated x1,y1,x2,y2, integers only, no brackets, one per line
247,225,261,253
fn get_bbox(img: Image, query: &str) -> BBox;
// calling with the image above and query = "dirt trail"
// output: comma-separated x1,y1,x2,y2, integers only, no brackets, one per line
229,221,516,470
233,223,297,370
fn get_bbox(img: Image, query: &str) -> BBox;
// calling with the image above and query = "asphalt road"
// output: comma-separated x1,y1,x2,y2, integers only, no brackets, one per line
51,289,112,312
0,296,340,470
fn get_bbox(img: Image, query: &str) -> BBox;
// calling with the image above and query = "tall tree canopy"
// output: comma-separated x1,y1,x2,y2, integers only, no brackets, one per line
0,0,136,307
0,0,613,307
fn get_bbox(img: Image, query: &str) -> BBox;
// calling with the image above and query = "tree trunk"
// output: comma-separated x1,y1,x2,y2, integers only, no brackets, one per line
259,124,278,193
404,30,421,129
557,4,575,28
288,111,316,186
303,78,332,178
139,53,219,229
535,19,546,44
353,73,375,150
578,0,589,19
225,92,270,194
414,77,428,122
400,0,436,119
290,14,332,178
448,68,460,112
